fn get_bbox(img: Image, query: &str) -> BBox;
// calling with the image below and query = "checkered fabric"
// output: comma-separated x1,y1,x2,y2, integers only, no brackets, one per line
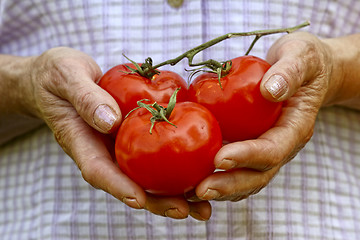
1,0,360,239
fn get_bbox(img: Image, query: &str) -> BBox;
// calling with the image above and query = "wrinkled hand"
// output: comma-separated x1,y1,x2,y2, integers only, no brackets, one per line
192,32,335,202
28,47,210,221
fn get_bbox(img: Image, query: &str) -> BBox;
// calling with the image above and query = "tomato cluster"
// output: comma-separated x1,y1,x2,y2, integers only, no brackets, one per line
98,55,282,196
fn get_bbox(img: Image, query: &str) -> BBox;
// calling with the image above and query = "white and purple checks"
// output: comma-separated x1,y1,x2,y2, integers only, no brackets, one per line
1,0,360,239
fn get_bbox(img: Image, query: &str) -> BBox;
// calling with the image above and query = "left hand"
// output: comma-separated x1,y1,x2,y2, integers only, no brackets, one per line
191,32,335,201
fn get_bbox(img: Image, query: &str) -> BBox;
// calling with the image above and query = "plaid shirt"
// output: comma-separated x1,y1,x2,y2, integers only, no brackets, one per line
1,0,360,239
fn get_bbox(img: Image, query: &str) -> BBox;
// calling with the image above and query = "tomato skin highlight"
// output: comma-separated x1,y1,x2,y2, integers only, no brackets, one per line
115,102,222,196
188,56,282,142
98,63,188,116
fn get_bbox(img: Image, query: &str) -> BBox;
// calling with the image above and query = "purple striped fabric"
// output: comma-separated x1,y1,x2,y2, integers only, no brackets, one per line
1,0,360,239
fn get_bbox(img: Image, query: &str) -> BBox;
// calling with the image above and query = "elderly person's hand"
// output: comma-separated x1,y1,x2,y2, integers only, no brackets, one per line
190,32,360,202
1,47,210,221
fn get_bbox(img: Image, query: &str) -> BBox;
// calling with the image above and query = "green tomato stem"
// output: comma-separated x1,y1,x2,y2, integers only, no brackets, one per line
132,88,180,134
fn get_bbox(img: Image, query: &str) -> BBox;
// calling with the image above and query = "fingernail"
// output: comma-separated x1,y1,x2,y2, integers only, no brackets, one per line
190,211,208,221
201,189,220,200
165,208,185,219
186,194,202,202
264,75,288,99
184,190,200,202
122,197,142,209
94,104,117,132
216,159,236,170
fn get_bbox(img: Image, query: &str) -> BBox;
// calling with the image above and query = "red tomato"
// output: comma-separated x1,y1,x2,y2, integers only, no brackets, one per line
188,56,282,142
115,102,222,196
98,63,188,116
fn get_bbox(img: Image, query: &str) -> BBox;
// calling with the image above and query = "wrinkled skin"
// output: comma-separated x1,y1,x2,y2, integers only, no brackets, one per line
2,31,360,220
2,47,211,220
190,32,352,202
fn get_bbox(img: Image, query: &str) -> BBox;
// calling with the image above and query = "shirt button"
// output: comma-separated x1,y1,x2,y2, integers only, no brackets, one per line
167,0,184,8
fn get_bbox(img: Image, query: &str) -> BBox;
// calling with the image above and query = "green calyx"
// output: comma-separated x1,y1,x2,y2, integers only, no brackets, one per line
186,60,232,90
127,88,180,134
123,55,160,79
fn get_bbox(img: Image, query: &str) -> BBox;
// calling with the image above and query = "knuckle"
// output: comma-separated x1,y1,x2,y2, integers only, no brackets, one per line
35,57,71,94
53,127,66,147
72,88,98,124
52,120,75,157
49,110,80,159
259,173,273,189
79,154,113,193
277,37,308,58
304,127,314,143
288,60,303,79
261,157,280,171
258,140,283,171
231,195,246,202
278,36,325,86
79,160,103,190
75,89,95,111
80,163,95,184
249,186,263,196
37,48,84,93
280,60,304,90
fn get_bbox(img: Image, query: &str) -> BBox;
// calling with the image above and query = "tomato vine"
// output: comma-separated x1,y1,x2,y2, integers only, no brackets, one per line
126,21,310,81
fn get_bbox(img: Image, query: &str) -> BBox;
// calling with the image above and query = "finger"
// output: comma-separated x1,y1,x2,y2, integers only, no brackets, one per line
260,32,326,102
214,100,315,172
77,132,146,209
184,189,202,202
144,194,212,221
215,79,319,171
195,167,280,201
144,194,190,219
189,201,212,221
53,107,146,209
214,139,279,171
42,48,122,134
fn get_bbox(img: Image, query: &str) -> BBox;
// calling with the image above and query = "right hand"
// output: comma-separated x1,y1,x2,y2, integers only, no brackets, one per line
24,47,210,221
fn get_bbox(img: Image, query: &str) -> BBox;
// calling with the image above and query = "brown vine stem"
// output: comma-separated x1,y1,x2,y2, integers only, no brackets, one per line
152,20,310,70
126,21,310,80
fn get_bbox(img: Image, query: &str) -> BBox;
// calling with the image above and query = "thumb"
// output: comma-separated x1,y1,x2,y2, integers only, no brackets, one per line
41,48,122,133
69,71,122,134
80,83,122,134
260,33,321,102
260,58,303,102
